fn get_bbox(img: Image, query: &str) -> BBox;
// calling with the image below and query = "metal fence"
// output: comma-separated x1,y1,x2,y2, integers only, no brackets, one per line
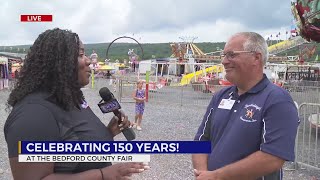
294,103,320,171
93,77,320,171
115,79,320,106
118,79,136,103
118,79,229,107
283,85,320,105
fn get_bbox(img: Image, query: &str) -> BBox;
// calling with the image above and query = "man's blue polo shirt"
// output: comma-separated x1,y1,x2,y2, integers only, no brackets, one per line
194,74,299,177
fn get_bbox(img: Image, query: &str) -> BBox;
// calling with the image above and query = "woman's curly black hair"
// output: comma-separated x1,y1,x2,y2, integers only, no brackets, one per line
7,28,84,110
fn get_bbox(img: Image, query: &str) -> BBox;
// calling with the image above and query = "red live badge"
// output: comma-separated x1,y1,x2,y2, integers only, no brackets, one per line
20,15,52,22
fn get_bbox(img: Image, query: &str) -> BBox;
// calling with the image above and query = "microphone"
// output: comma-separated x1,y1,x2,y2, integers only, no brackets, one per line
98,87,136,141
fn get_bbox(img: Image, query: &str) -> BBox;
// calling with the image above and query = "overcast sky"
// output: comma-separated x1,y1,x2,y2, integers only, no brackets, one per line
0,0,295,46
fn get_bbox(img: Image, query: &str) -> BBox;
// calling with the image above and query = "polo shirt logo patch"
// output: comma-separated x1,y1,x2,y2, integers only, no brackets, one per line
246,109,254,119
240,104,261,122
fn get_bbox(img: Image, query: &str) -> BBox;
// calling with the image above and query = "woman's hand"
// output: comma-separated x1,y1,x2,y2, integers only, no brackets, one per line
107,111,131,137
138,98,146,102
101,162,150,180
138,98,145,102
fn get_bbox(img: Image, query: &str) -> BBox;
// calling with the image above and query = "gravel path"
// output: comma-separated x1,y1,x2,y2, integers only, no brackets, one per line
0,86,319,179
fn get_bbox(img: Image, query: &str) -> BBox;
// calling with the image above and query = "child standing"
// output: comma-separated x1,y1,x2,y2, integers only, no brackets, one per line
132,80,146,131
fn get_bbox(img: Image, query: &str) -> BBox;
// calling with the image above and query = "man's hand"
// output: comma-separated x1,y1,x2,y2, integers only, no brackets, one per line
194,169,224,180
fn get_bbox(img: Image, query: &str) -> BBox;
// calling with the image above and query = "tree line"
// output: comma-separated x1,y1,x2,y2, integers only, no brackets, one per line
1,40,319,62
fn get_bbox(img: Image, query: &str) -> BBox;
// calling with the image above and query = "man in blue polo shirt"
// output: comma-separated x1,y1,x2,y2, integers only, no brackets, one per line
192,32,299,180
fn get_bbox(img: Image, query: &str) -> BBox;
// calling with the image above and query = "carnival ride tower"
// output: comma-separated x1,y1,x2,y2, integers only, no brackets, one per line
90,50,98,68
128,49,139,72
170,36,205,62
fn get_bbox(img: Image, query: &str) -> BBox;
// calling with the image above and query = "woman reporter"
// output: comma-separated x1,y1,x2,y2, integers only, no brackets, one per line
4,28,148,180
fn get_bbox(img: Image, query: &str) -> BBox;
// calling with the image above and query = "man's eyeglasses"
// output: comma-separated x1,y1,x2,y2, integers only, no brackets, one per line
220,51,256,60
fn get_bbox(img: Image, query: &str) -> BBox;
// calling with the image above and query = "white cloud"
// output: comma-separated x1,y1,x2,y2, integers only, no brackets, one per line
0,0,294,45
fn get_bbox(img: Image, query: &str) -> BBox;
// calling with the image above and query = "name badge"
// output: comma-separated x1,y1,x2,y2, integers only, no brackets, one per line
218,99,235,110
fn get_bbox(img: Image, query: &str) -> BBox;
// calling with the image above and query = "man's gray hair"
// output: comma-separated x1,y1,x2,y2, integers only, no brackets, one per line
232,32,269,65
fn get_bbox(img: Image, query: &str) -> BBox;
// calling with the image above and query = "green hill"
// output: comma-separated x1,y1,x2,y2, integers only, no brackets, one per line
1,40,319,62
0,42,226,62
